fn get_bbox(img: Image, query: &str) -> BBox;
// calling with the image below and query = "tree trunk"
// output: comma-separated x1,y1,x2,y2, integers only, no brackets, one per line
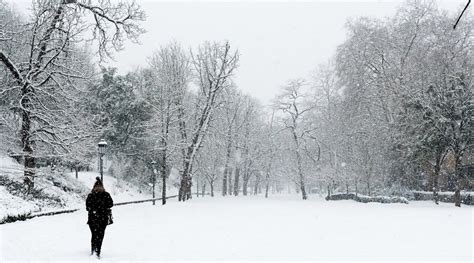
178,150,194,201
253,178,259,195
160,139,168,205
264,163,271,198
432,173,439,205
222,167,228,196
177,172,185,202
222,137,233,197
242,181,248,195
176,101,194,202
228,169,233,196
297,161,307,200
162,170,166,205
433,155,442,205
74,165,79,179
195,176,200,197
366,179,371,196
264,174,270,198
233,167,240,196
291,127,307,200
201,182,206,196
152,169,156,206
242,172,249,196
453,154,462,207
210,182,214,197
454,188,461,207
355,178,358,197
21,88,36,189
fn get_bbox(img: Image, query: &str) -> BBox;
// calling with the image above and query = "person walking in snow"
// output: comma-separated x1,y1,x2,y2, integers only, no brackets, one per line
86,177,113,258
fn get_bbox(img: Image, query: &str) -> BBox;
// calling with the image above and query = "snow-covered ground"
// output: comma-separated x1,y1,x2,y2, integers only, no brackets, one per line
1,195,472,261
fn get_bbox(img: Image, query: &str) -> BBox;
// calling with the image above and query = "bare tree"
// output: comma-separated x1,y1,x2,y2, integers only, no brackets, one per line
275,79,314,200
0,0,144,187
177,41,239,201
219,87,243,196
237,96,263,196
263,110,277,198
144,42,191,204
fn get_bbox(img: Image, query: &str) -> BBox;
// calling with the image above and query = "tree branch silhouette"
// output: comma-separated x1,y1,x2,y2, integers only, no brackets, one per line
453,0,471,29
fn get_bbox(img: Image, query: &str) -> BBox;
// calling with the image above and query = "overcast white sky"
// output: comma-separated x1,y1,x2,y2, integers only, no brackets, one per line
7,0,468,105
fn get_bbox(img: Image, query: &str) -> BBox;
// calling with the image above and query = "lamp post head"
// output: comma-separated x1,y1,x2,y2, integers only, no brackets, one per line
98,139,108,155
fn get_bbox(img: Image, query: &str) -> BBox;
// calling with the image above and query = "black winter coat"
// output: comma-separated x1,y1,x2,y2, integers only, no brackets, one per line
86,191,113,225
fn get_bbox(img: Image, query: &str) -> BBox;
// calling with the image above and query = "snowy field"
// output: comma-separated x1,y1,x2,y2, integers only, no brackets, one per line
1,195,472,261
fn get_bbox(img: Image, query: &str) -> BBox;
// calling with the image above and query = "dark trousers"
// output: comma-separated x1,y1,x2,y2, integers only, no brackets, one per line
89,223,107,255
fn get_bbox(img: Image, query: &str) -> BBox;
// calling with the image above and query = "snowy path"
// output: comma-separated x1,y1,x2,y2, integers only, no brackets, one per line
1,195,472,261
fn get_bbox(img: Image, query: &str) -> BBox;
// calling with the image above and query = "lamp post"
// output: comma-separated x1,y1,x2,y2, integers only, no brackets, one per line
151,160,157,205
98,139,107,182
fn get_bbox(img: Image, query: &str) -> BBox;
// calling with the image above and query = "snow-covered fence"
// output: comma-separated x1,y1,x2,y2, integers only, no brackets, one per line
326,193,409,204
114,195,178,206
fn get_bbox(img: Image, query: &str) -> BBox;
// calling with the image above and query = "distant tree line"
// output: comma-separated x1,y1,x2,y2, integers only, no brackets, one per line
271,1,473,205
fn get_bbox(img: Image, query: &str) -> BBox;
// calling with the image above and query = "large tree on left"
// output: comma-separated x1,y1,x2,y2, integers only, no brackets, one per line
0,0,144,186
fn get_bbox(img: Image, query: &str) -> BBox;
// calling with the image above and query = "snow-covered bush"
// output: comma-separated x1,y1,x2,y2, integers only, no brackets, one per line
326,193,409,204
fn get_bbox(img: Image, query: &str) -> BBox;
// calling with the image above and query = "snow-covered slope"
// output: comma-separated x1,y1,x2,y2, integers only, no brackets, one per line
69,171,151,203
0,155,89,222
0,155,161,223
